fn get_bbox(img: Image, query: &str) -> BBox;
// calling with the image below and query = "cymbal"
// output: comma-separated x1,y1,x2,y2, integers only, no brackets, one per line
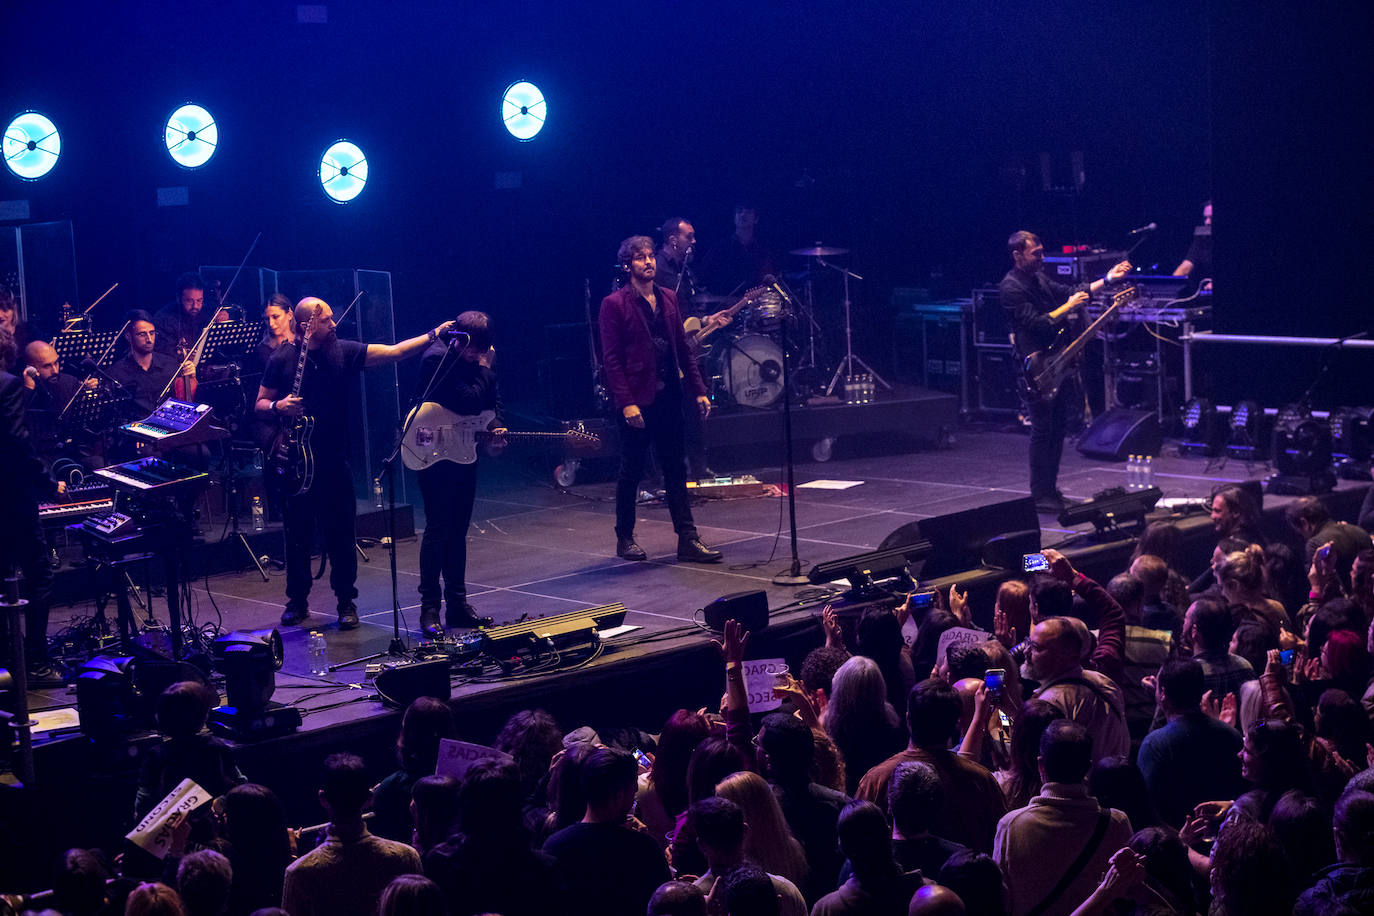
790,244,850,257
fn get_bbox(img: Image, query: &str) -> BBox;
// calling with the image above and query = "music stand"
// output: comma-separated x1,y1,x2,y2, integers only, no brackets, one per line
53,329,122,369
200,320,262,363
63,386,132,435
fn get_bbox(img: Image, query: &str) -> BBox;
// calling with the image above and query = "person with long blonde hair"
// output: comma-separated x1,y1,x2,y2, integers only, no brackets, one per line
714,771,810,890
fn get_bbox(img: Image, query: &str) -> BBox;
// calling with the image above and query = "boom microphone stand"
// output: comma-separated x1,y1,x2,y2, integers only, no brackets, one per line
330,330,470,671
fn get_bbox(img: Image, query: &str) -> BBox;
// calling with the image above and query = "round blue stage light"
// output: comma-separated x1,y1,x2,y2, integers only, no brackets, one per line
3,111,61,180
502,81,546,141
319,140,368,203
165,104,218,168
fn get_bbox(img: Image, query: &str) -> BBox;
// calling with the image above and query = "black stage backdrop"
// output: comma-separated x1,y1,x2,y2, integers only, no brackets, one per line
1,0,1369,405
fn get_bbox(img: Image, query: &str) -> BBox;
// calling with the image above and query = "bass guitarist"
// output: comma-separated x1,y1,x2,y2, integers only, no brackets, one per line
255,297,453,631
999,231,1131,513
411,310,503,638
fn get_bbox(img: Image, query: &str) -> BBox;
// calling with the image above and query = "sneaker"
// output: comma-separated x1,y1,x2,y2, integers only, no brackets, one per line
337,602,360,630
281,602,310,626
26,661,67,690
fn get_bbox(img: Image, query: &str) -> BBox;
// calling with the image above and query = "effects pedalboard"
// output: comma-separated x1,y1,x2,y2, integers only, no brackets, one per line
686,474,765,498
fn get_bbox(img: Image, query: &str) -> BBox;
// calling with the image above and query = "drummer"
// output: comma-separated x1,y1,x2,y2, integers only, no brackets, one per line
699,202,779,294
659,216,731,480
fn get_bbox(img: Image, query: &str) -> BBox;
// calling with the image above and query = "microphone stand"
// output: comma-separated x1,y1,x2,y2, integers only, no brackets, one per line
771,288,810,587
331,332,468,670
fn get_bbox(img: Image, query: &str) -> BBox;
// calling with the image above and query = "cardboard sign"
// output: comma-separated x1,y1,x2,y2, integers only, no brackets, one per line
434,739,515,780
742,658,789,713
936,626,991,666
126,778,211,859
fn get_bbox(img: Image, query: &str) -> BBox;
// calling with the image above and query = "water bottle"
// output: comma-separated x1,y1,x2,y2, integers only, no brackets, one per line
251,496,265,532
308,631,327,676
373,477,384,508
1143,455,1154,489
1126,455,1138,490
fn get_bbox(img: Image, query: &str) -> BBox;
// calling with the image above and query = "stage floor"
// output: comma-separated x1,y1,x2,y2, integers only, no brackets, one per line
27,421,1362,725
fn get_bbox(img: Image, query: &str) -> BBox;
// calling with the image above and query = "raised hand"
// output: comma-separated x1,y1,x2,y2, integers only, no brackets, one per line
1042,548,1077,583
994,606,1017,647
822,604,844,649
712,618,748,666
949,583,971,626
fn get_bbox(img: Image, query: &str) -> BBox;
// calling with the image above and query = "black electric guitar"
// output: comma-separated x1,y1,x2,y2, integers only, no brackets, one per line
1019,285,1138,404
269,304,321,495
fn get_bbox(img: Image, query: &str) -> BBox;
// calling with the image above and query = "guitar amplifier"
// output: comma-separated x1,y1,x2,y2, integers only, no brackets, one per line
975,349,1024,415
1042,249,1127,283
971,287,1011,349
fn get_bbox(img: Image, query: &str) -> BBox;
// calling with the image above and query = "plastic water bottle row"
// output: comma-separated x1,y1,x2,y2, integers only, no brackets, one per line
1126,454,1155,490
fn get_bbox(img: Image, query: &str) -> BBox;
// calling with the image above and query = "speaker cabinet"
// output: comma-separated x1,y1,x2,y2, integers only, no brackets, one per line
1076,408,1163,460
703,590,769,634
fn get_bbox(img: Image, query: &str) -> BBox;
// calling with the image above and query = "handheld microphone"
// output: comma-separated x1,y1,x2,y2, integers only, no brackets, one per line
1128,222,1158,236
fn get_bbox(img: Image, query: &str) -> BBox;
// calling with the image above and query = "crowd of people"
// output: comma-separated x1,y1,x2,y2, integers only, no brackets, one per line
11,486,1374,916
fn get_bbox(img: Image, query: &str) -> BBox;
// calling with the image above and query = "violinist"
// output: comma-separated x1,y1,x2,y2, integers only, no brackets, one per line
154,272,213,359
107,311,195,416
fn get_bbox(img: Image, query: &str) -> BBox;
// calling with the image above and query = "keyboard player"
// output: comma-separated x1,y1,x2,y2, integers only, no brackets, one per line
1,326,67,689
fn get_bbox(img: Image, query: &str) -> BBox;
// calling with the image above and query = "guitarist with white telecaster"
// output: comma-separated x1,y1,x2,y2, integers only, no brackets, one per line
255,297,455,632
999,231,1132,514
408,310,504,638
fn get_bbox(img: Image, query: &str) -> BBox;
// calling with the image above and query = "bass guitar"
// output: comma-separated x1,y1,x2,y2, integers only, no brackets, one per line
1019,285,1138,404
400,404,600,471
269,302,322,495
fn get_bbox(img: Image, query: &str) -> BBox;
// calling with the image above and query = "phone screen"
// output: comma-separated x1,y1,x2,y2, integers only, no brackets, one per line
1280,649,1295,665
1023,553,1050,572
985,668,1005,696
910,589,937,610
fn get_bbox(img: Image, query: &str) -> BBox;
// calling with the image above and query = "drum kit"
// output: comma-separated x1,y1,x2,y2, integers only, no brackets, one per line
700,244,886,410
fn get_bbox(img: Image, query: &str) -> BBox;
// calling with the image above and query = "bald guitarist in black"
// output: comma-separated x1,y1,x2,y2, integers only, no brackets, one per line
1000,231,1130,513
257,297,453,631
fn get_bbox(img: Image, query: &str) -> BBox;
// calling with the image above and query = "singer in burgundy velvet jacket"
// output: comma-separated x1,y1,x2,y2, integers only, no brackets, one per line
597,283,706,411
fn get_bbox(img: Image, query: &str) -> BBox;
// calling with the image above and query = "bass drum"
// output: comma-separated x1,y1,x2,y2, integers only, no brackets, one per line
719,334,784,409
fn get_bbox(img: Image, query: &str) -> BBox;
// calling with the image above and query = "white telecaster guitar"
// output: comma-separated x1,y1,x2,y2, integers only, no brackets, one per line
400,403,599,471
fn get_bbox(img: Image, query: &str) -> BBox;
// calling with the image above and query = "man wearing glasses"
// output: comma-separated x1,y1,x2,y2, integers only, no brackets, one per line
108,309,196,416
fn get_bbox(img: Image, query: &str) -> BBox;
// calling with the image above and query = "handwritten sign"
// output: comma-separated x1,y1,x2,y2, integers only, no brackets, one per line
126,778,211,859
742,658,789,713
434,739,515,780
936,626,991,667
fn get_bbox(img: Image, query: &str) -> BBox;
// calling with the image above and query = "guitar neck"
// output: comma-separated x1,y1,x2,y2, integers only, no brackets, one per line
1049,288,1134,371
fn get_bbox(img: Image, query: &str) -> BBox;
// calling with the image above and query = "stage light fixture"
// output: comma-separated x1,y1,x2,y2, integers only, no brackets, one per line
1227,399,1263,460
1057,485,1162,540
319,140,368,203
164,104,217,168
208,629,299,741
1329,408,1372,461
1179,397,1223,456
3,111,61,180
75,655,138,741
1269,413,1335,495
502,81,546,140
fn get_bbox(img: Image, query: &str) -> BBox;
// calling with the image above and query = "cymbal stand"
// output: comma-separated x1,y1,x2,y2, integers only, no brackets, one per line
822,258,890,395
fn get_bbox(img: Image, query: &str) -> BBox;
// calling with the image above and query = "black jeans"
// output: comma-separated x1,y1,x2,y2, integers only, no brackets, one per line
615,394,698,542
1027,377,1082,498
417,460,477,610
283,461,358,608
0,488,53,664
